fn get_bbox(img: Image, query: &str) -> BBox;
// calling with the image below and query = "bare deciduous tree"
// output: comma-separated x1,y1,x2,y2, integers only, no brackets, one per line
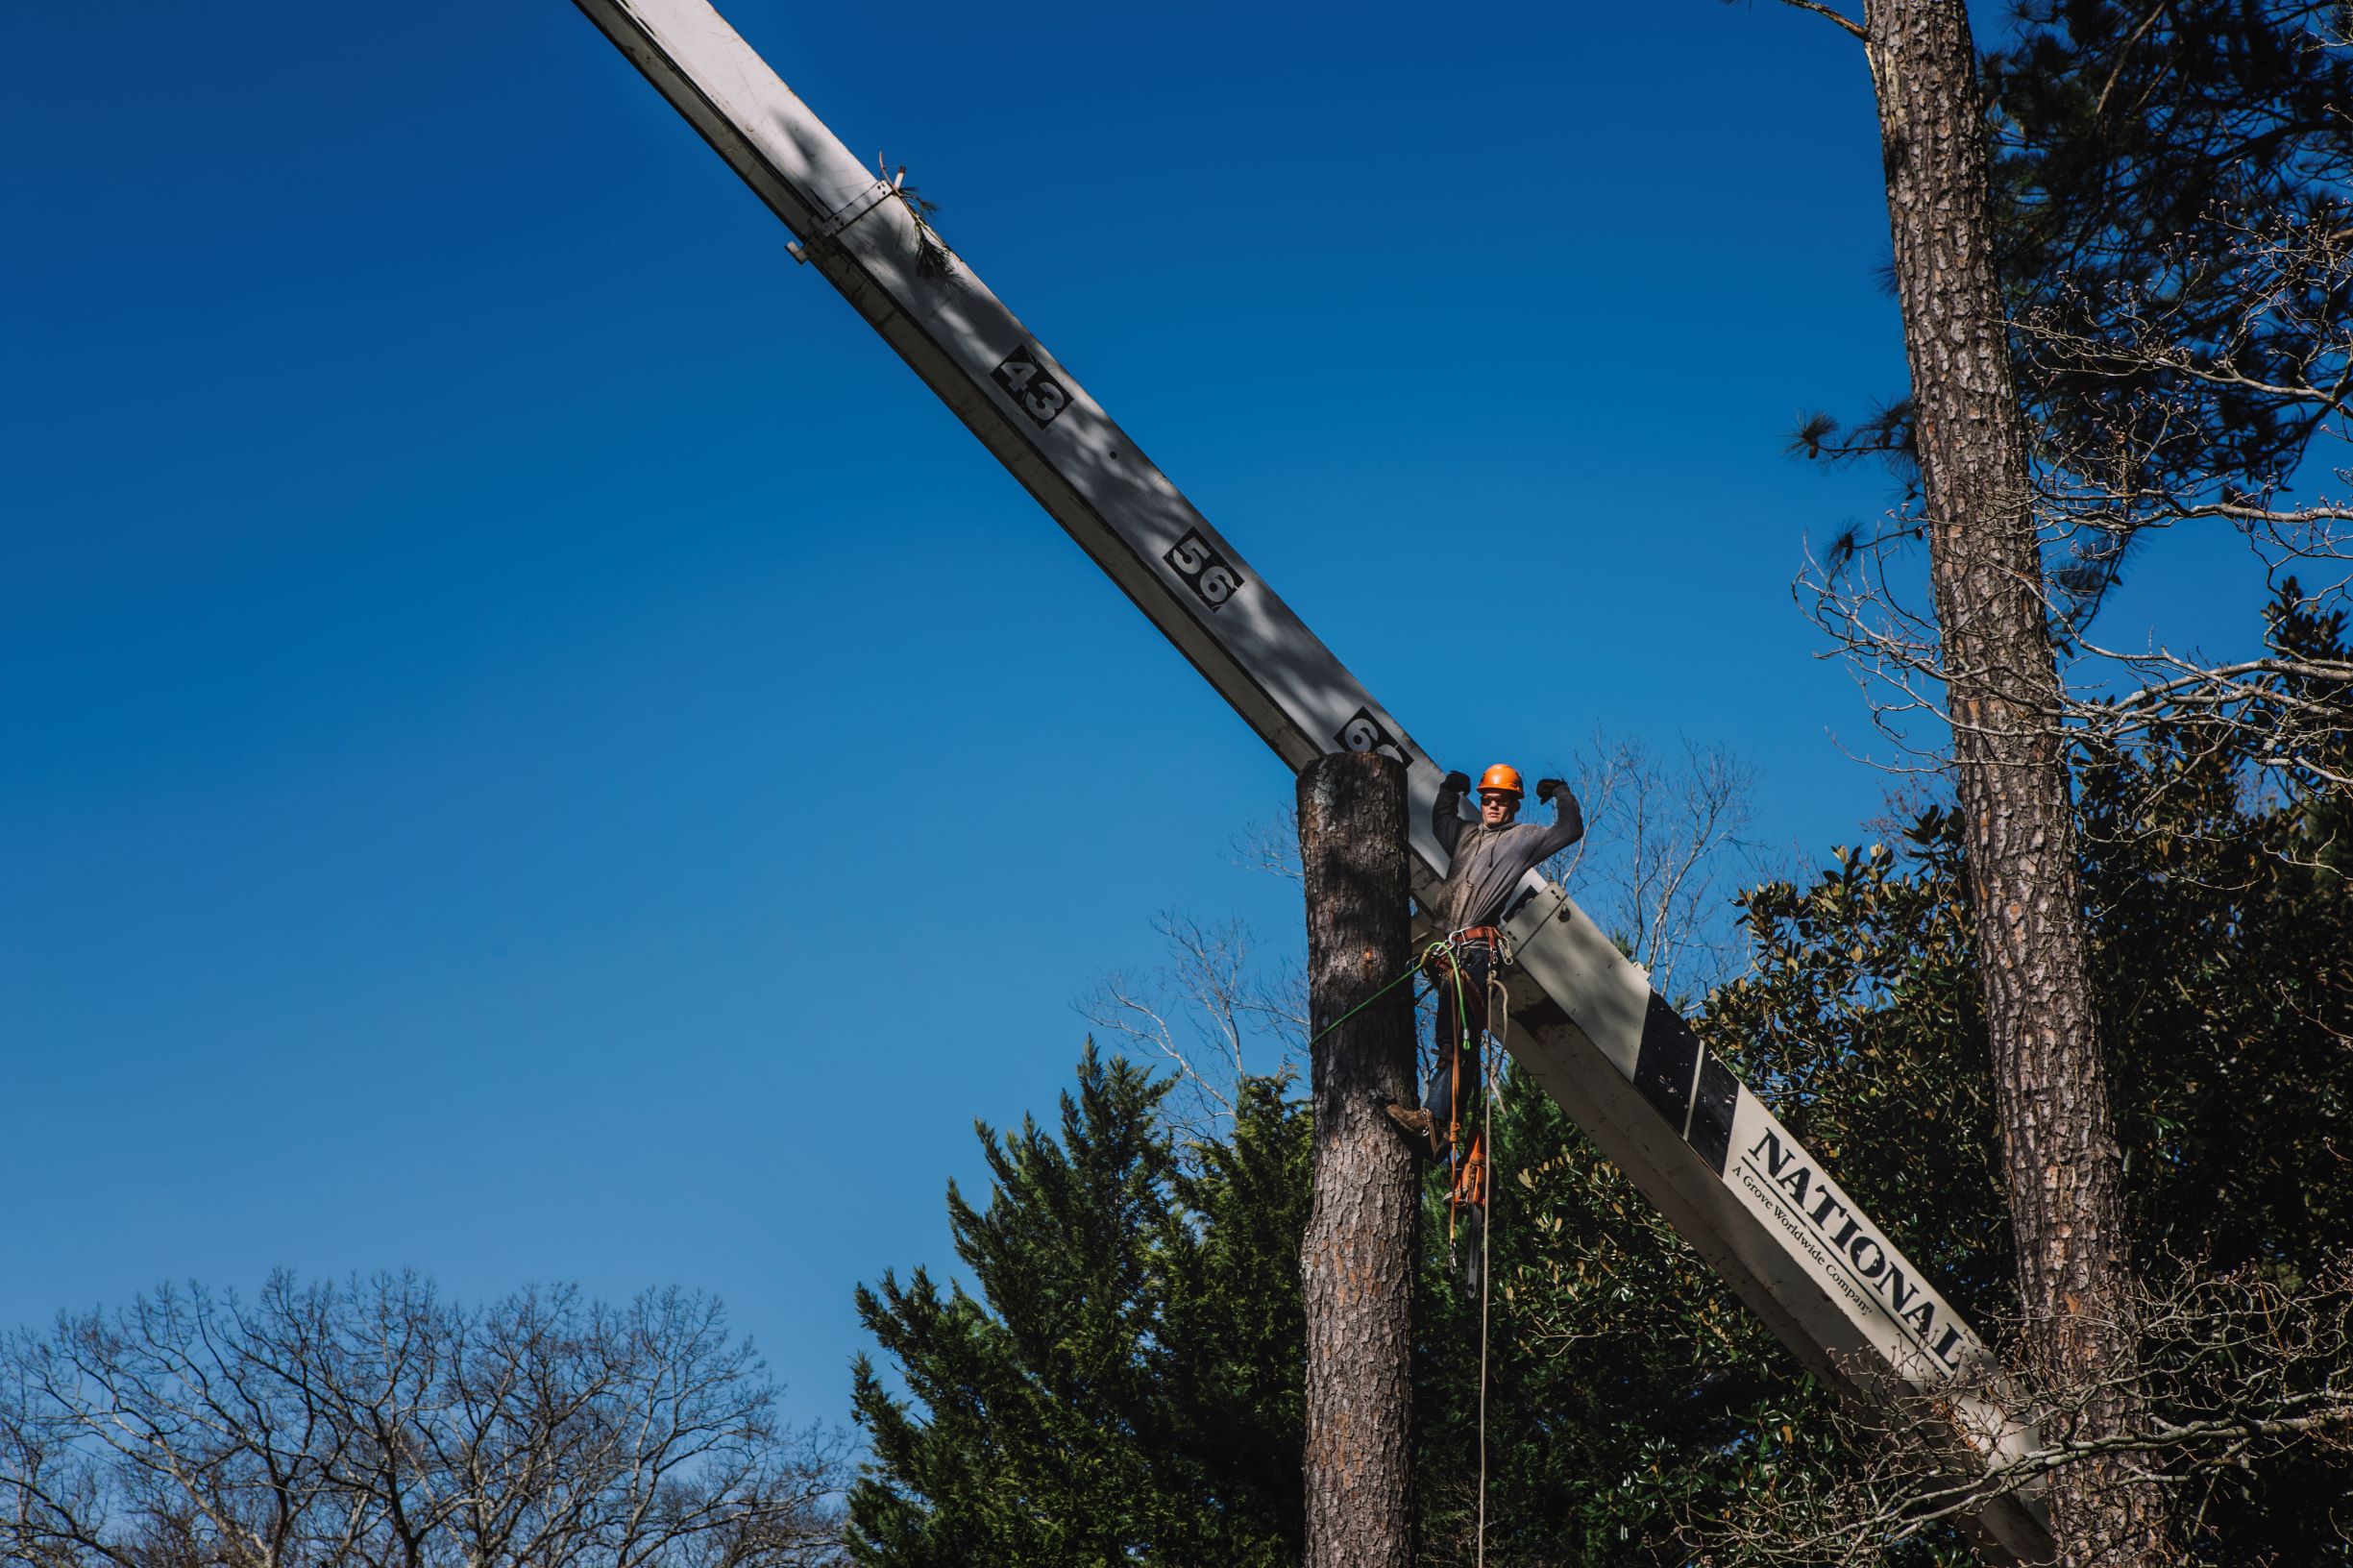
0,1271,846,1568
1539,733,1766,1006
1079,912,1307,1137
1229,808,1306,887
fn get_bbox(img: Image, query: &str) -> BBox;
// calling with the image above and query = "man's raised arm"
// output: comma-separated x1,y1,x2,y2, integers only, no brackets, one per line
1433,770,1472,858
1530,777,1583,860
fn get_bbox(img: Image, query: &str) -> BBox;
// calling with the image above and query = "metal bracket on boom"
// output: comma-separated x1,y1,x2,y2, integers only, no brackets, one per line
786,177,896,264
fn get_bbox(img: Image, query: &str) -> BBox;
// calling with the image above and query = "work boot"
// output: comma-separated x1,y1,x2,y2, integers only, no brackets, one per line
1379,1098,1441,1158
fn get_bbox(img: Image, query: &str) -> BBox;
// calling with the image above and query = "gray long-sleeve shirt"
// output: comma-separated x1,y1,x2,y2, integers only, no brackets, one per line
1431,776,1583,933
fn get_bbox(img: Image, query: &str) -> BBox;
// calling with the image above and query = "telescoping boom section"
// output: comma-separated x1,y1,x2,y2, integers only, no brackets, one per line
566,2,2050,1556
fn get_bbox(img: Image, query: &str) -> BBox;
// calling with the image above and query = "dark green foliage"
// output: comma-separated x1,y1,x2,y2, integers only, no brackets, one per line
1985,4,2353,636
1707,824,2012,1323
846,1045,1309,1568
1410,1076,1822,1567
1990,1,2353,485
2076,590,2353,1279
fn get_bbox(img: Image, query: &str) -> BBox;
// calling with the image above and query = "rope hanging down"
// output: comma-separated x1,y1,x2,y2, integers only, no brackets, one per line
1417,932,1512,1568
1428,934,1513,1568
1477,953,1509,1568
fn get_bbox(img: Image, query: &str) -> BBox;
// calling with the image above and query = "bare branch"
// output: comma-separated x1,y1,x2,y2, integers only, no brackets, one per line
1752,0,1870,43
1540,731,1766,1004
1686,1255,2353,1564
1229,809,1303,882
1797,196,2353,827
1078,913,1305,1141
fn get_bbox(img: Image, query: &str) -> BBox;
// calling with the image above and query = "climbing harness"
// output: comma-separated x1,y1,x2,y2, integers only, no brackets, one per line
1428,927,1509,1286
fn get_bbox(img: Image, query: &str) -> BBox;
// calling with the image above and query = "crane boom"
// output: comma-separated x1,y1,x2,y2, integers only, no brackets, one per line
564,3,2049,1556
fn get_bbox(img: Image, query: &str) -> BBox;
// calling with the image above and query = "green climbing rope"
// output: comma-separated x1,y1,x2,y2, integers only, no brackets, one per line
1304,938,1458,1049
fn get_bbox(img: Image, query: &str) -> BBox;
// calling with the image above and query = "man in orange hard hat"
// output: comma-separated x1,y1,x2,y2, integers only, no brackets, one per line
1386,762,1582,1159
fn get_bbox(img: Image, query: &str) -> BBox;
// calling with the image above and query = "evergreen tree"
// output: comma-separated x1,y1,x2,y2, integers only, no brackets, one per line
846,1046,1309,1568
1990,0,2353,510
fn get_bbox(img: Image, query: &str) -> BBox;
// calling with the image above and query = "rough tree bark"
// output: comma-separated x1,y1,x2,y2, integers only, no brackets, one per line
1854,2,2169,1561
1296,752,1417,1568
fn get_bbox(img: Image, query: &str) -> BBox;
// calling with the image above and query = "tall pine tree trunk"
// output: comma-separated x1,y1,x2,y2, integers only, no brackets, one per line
1855,2,2169,1560
1297,753,1416,1568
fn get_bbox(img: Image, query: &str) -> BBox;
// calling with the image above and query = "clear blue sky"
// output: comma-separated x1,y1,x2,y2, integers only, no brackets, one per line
3,1,2244,1433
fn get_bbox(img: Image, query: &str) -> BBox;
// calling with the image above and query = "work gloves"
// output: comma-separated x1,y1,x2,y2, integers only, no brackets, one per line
1442,770,1472,796
1535,777,1569,805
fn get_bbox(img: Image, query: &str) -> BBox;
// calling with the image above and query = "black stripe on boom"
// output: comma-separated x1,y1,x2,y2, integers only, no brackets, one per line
1687,1053,1740,1175
1632,992,1702,1134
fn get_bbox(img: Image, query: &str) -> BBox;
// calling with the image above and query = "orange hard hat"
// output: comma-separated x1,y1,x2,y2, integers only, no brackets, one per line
1478,763,1524,798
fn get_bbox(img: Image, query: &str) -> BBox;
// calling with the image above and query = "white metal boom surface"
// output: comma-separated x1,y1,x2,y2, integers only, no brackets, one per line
564,2,2050,1556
